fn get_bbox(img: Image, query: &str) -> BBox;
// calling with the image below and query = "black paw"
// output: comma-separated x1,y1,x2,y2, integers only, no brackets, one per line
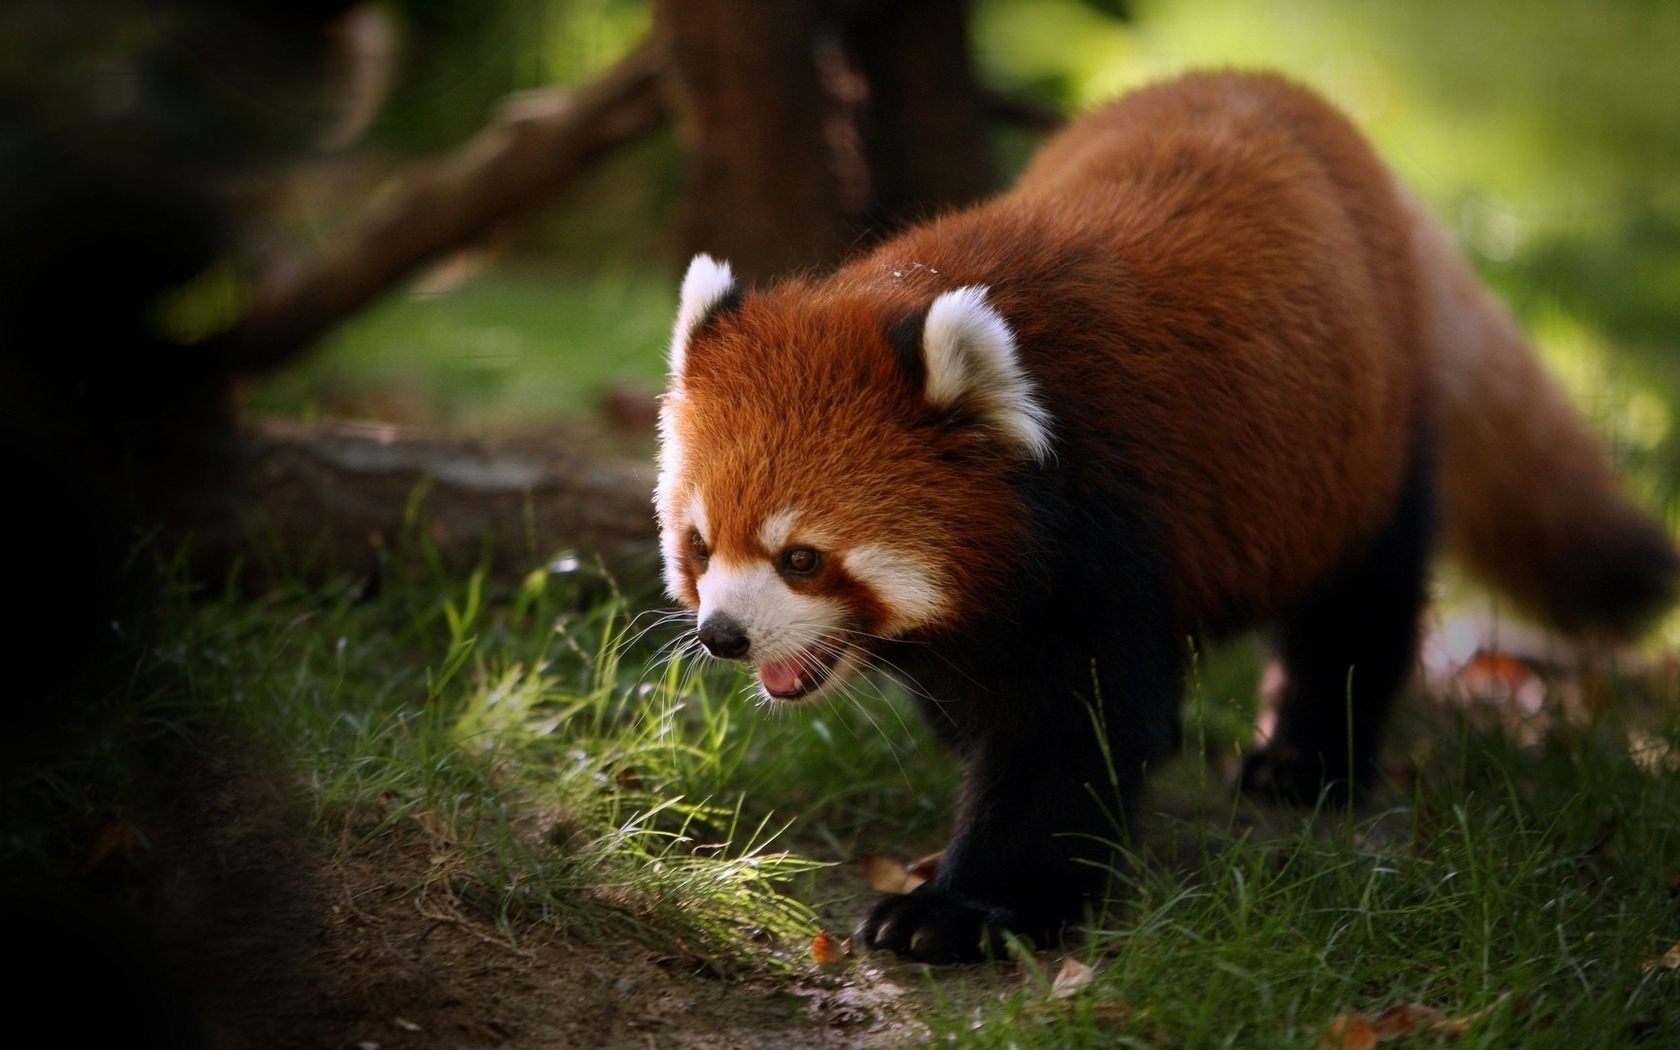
1238,746,1358,806
854,885,1004,964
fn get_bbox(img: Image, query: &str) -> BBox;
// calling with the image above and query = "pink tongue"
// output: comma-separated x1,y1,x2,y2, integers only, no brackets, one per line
758,658,804,695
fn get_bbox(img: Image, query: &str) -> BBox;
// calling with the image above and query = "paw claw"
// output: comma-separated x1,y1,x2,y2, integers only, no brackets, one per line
857,887,992,964
855,885,1064,963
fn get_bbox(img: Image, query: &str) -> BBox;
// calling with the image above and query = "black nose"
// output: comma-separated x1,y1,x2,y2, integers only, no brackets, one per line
697,615,751,660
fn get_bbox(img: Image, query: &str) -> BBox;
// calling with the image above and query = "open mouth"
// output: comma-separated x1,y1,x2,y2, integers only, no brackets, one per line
756,647,844,701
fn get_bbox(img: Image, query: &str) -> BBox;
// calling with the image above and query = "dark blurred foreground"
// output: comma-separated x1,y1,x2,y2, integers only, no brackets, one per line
0,3,371,1039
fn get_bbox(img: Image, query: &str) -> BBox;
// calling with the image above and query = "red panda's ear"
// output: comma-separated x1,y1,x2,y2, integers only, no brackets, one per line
670,254,740,378
920,287,1054,464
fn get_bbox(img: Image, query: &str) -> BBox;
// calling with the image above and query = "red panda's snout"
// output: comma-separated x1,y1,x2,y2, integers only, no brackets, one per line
687,546,883,702
668,512,959,702
695,613,749,660
695,609,844,702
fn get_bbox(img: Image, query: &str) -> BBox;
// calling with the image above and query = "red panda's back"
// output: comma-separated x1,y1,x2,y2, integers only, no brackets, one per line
835,72,1427,630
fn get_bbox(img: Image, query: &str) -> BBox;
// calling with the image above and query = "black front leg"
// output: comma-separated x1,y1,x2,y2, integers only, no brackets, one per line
857,639,1179,963
855,736,1128,960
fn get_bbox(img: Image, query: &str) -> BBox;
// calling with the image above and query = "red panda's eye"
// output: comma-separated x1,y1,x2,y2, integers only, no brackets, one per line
779,546,820,576
688,531,710,566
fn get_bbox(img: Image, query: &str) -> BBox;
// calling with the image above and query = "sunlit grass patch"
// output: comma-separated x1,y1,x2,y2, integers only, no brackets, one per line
27,554,920,977
242,266,675,432
0,503,971,989
913,694,1680,1049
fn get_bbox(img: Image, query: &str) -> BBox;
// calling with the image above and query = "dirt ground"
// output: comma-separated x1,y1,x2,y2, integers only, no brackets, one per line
126,744,942,1049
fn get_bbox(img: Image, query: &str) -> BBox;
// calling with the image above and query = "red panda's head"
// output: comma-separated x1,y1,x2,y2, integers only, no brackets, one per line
655,254,1053,701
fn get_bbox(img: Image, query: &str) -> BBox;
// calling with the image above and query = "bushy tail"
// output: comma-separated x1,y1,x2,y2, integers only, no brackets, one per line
1409,197,1678,638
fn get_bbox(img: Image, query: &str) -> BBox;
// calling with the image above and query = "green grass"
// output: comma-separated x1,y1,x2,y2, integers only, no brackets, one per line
924,735,1680,1047
176,564,834,969
243,265,676,433
5,545,961,974
15,539,1680,1044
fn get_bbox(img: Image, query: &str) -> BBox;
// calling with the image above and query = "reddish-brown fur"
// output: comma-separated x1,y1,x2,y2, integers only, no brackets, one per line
1408,193,1677,634
670,284,1032,631
678,72,1424,636
659,70,1676,962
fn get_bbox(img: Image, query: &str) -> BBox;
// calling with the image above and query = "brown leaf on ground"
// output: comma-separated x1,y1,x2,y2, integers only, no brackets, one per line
860,855,910,893
906,851,943,883
1319,1011,1377,1050
853,853,920,893
1641,943,1680,972
1368,1001,1448,1037
1320,994,1510,1047
859,851,941,895
811,929,848,966
1049,957,1095,999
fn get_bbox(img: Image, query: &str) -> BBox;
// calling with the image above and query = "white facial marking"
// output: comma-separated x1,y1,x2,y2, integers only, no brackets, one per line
658,522,685,602
685,490,710,546
655,403,684,486
756,508,836,556
922,286,1054,463
696,557,848,667
844,545,950,633
757,508,798,553
669,254,737,377
656,479,709,603
654,403,687,598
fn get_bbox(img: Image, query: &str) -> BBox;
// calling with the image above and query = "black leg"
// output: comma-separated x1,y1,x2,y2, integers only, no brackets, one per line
1240,452,1436,803
860,619,1179,962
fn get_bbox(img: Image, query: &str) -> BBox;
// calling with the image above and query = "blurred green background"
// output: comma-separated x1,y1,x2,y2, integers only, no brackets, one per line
247,0,1680,513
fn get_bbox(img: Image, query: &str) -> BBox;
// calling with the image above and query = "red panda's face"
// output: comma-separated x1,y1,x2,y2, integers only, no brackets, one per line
655,255,1052,702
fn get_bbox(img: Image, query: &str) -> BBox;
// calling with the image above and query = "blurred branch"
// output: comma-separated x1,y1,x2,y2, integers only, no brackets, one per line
224,8,1064,372
227,34,669,373
179,418,660,589
981,87,1066,132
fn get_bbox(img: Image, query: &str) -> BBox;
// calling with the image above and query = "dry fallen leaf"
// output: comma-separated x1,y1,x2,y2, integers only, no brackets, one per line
906,851,943,884
811,929,847,965
861,855,910,892
1319,1012,1377,1050
860,851,940,893
1320,994,1511,1047
1050,956,1095,999
1642,942,1680,973
1368,1001,1447,1038
1317,1007,1370,1048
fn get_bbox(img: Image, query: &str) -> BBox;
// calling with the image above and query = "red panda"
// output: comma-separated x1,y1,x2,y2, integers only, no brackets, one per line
654,70,1678,962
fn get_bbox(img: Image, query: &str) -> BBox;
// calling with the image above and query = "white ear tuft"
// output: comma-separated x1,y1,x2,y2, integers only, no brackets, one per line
921,286,1053,463
669,254,737,377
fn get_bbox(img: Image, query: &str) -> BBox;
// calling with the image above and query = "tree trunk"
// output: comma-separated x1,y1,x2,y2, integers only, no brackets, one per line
657,0,995,283
656,0,863,285
844,0,993,230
